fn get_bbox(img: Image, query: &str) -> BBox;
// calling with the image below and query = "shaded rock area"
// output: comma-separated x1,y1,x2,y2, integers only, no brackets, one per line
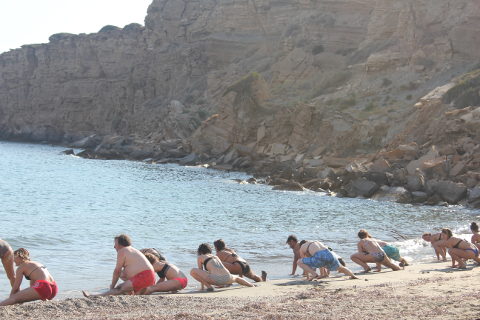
1,0,480,207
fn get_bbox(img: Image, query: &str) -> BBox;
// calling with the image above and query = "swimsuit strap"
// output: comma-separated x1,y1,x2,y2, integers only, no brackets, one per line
157,263,170,279
25,265,45,281
203,257,212,270
453,239,463,249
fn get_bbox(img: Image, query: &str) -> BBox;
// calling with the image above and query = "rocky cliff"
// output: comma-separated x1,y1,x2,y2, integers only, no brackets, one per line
1,0,480,205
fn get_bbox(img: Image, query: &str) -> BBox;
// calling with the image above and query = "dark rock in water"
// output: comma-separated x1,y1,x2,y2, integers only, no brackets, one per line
406,174,425,192
71,135,101,149
467,187,480,204
411,191,428,203
363,172,389,186
61,149,75,155
246,177,257,184
272,181,305,191
76,149,96,159
178,153,198,165
425,194,442,206
345,178,379,198
433,181,467,204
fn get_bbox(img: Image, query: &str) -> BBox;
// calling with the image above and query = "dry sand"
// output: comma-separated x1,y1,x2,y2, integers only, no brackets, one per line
2,260,480,319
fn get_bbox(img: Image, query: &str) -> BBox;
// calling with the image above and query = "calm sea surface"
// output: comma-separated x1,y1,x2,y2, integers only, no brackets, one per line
0,141,479,298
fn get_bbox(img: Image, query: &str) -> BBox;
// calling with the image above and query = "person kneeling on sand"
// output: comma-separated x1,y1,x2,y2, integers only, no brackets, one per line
422,232,447,261
140,252,188,294
350,230,400,273
190,243,255,292
213,239,266,282
0,248,57,306
297,240,358,280
83,234,155,297
438,228,480,269
357,232,409,270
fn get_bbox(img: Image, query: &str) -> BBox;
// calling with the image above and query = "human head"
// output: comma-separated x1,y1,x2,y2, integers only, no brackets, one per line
286,235,298,249
422,233,432,242
197,243,212,255
144,252,160,265
471,222,479,233
441,228,453,239
213,239,226,251
358,229,371,239
140,248,165,261
114,234,132,250
14,248,30,265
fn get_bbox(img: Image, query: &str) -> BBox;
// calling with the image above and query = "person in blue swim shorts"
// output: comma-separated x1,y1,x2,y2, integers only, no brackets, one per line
297,240,358,280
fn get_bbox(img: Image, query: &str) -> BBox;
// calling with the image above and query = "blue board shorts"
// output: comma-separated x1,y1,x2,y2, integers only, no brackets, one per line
302,249,341,271
382,245,401,261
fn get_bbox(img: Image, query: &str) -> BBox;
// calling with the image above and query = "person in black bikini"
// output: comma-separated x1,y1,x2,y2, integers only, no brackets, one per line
213,239,266,282
422,232,447,261
190,243,254,292
139,252,188,294
438,228,480,269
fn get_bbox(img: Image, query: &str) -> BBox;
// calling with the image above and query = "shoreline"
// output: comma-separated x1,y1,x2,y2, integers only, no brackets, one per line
2,260,479,319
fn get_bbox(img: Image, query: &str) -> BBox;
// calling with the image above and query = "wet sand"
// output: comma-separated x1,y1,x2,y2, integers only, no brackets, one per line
2,260,480,319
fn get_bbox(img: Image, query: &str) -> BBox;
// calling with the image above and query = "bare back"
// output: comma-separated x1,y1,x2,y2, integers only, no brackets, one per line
300,241,328,257
119,246,153,279
358,238,383,254
19,261,54,284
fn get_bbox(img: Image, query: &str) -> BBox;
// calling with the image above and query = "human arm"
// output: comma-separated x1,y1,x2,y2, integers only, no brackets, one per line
291,248,300,275
9,266,24,296
110,250,125,289
197,256,204,290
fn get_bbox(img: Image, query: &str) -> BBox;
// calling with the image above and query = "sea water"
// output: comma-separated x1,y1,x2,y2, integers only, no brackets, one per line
0,141,478,298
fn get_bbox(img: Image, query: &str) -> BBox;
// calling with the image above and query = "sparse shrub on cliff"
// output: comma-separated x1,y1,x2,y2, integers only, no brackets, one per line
325,94,356,110
312,44,324,55
406,94,413,100
364,101,377,111
197,110,209,120
400,81,419,91
48,33,76,42
381,78,392,87
309,71,352,99
444,69,480,109
99,25,121,33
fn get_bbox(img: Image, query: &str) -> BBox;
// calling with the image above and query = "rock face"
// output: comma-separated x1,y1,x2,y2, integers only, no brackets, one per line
1,0,480,205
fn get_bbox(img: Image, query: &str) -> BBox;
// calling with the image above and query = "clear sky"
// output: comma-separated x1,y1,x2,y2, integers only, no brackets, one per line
0,0,152,54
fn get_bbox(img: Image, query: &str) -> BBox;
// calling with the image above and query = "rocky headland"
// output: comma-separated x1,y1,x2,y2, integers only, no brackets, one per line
1,0,480,207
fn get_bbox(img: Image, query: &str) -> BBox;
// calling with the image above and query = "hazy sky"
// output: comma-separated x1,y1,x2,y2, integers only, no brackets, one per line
0,0,152,54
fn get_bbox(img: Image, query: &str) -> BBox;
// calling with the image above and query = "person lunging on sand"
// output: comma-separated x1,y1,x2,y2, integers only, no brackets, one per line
357,232,409,270
0,248,57,306
214,239,266,282
438,228,480,269
82,234,155,297
297,240,358,280
422,232,447,261
0,239,15,288
190,243,255,292
139,252,188,294
350,230,400,273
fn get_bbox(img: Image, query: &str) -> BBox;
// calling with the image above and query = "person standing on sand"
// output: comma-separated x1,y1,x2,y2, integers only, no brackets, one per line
213,239,266,282
0,239,15,287
350,230,400,272
190,243,255,292
422,232,447,261
438,228,480,269
297,240,358,280
82,234,155,297
0,248,57,306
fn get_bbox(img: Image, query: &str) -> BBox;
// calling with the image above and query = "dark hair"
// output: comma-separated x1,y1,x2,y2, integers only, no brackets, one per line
358,229,371,239
299,240,307,246
441,228,453,239
286,235,298,243
14,248,30,261
115,234,132,247
197,243,212,255
471,222,479,232
140,248,165,261
144,252,159,264
213,239,226,251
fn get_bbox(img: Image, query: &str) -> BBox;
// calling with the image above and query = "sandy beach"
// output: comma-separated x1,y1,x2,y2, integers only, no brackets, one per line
1,260,480,319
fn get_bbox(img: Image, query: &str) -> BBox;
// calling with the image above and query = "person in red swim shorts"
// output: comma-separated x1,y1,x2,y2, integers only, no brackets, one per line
0,248,57,306
83,234,155,296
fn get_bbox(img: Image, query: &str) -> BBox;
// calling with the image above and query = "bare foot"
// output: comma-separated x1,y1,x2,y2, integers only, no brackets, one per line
206,287,214,292
137,287,149,295
349,275,359,280
261,271,267,282
374,268,382,272
82,290,90,298
357,268,371,274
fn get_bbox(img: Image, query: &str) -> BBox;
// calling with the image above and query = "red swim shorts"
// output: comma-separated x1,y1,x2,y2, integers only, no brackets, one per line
32,280,58,301
130,269,155,292
172,277,188,289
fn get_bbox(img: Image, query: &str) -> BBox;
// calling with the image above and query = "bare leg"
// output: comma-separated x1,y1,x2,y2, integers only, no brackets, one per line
381,257,400,271
0,287,41,306
143,280,183,294
244,271,262,282
233,276,255,287
375,263,382,272
83,280,134,297
297,259,318,280
190,268,216,290
1,250,15,288
350,253,371,272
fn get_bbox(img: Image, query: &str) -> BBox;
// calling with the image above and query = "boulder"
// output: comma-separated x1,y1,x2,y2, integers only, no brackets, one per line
61,149,75,155
372,186,409,202
345,178,379,198
468,187,480,204
71,134,101,149
406,174,425,192
411,191,428,203
178,153,198,165
366,158,391,173
433,181,467,204
364,172,389,186
272,181,306,191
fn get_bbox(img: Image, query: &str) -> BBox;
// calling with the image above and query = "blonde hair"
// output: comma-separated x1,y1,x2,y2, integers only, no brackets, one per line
14,248,30,261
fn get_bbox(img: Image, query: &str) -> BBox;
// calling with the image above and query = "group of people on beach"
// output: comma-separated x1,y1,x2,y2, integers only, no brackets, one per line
1,222,480,306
